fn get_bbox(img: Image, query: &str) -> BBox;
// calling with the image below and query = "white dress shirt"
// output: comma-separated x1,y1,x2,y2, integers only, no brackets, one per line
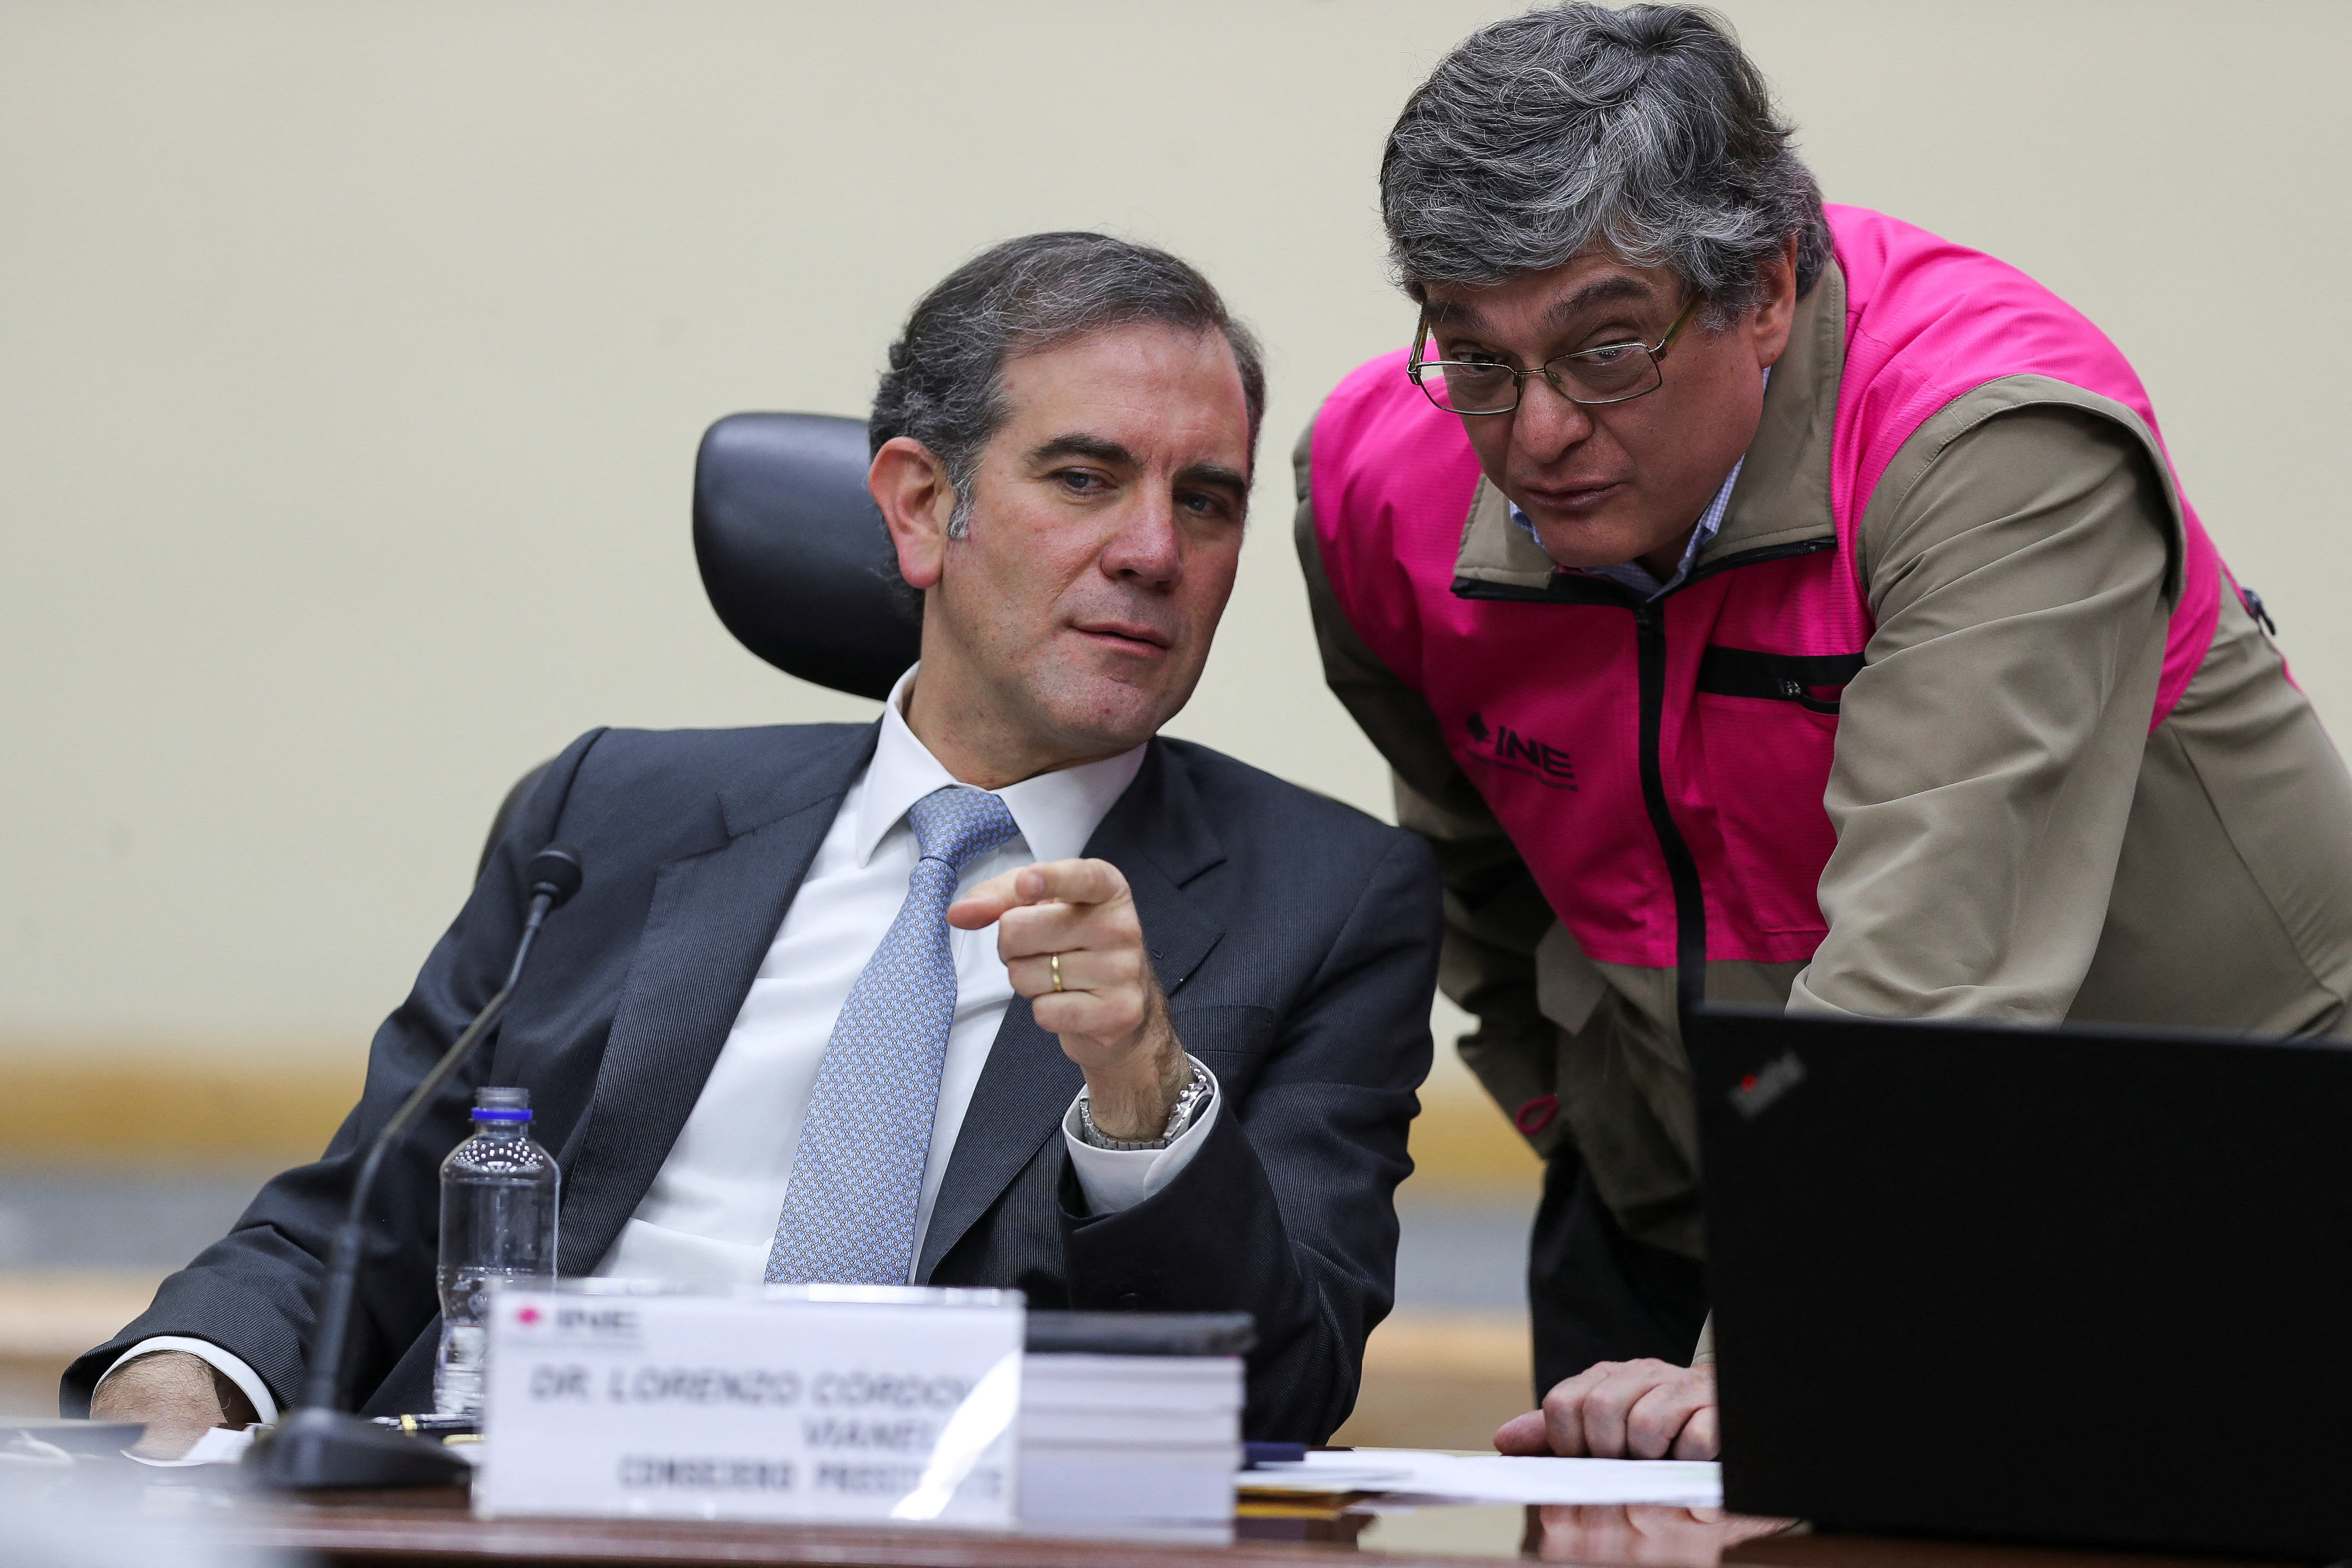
595,665,1218,1286
105,666,1219,1419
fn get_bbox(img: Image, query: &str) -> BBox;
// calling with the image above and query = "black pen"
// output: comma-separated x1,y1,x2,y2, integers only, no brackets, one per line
373,1413,480,1438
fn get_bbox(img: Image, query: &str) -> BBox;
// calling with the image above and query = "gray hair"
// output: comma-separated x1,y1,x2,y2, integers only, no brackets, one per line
1381,3,1830,325
869,232,1266,559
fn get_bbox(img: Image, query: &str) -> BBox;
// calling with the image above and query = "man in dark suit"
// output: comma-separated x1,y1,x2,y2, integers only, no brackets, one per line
72,233,1440,1455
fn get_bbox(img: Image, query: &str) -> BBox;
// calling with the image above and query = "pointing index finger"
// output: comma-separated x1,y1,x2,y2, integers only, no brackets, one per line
945,867,1026,930
1009,858,1125,909
945,858,1127,930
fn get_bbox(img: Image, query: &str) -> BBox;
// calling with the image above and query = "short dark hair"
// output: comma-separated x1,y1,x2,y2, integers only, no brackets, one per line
1381,4,1830,325
869,232,1266,605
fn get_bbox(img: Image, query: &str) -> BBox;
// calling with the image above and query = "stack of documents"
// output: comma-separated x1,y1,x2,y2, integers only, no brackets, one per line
1241,1447,1722,1508
1016,1313,1250,1545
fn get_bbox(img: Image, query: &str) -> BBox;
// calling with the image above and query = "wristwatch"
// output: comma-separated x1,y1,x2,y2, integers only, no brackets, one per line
1078,1057,1214,1151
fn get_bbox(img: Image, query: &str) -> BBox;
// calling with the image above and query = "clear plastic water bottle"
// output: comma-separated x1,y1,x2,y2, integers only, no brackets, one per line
434,1085,559,1417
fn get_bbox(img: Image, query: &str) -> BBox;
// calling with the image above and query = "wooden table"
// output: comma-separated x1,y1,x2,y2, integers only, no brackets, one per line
199,1487,2307,1568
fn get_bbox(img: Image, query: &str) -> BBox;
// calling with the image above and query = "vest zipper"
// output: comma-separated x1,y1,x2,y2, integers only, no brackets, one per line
1452,537,1838,1016
1635,537,1833,1021
1633,599,1709,1023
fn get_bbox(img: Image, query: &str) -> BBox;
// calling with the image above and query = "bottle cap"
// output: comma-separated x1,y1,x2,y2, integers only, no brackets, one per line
472,1085,532,1123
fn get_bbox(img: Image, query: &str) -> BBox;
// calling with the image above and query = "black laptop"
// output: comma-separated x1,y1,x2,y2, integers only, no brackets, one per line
1688,1006,2352,1559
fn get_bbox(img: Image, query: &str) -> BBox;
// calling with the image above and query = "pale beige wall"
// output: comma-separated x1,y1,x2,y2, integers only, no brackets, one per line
3,1,2346,1063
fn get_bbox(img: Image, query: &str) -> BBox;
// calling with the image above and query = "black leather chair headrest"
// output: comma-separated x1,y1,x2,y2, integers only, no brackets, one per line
692,412,923,702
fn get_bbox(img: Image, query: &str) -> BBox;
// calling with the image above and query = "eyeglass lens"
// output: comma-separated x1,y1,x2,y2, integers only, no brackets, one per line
1425,346,1662,412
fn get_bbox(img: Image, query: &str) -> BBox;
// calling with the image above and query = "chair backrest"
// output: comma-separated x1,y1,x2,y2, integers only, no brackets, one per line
482,411,919,873
692,411,922,703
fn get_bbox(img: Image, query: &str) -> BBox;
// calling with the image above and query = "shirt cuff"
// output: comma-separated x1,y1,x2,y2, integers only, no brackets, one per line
99,1335,281,1426
1061,1058,1221,1216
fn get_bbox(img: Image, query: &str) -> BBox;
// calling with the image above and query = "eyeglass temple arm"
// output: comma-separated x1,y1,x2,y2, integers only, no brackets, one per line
1650,293,1704,364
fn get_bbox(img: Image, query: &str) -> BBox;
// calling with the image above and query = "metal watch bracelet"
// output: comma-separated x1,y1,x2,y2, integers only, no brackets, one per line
1077,1057,1212,1151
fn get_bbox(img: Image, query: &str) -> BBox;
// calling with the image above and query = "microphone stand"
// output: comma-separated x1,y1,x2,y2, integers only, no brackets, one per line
250,845,582,1490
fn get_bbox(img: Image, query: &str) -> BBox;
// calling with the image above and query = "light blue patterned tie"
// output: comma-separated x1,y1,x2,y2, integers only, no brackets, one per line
765,784,1021,1285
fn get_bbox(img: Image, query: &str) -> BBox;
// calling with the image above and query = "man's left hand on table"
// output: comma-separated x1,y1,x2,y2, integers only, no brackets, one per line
1497,1358,1719,1461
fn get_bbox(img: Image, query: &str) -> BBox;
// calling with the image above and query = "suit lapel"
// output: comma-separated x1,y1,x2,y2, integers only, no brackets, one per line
559,723,879,1275
917,740,1228,1279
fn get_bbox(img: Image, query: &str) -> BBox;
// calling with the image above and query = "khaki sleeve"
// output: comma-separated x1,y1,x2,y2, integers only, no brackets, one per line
1291,421,1566,1154
1790,402,2174,1023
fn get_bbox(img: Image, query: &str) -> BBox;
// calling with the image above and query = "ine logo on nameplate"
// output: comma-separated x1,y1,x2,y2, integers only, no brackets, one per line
475,1283,1025,1528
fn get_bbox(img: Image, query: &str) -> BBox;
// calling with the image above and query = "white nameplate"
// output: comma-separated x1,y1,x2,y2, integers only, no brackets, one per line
475,1284,1023,1528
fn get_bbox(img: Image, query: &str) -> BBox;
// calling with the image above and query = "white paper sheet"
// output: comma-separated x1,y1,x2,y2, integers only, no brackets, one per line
1242,1448,1721,1508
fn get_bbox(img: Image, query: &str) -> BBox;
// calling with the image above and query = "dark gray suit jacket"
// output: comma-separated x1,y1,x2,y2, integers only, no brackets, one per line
65,723,1440,1440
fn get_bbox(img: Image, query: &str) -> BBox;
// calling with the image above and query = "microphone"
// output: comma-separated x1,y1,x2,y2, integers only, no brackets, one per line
251,844,584,1490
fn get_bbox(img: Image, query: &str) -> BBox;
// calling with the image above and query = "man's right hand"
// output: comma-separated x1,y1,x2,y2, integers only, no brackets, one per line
89,1350,252,1459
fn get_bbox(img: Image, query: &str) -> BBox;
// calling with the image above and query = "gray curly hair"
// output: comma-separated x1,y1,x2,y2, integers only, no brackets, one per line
1381,3,1830,326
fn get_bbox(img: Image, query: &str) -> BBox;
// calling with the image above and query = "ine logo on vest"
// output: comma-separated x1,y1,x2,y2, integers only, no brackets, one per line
1464,712,1578,791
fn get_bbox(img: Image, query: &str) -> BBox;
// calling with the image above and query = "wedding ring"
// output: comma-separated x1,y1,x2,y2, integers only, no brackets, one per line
1050,952,1065,992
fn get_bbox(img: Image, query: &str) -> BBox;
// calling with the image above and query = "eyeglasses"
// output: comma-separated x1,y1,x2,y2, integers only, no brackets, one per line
1407,292,1704,415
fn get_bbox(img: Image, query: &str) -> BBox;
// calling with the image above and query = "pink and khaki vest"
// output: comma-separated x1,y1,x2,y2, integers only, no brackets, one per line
1312,206,2223,1002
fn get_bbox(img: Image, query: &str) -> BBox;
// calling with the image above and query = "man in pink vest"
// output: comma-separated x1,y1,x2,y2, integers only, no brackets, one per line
1300,4,2352,1460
